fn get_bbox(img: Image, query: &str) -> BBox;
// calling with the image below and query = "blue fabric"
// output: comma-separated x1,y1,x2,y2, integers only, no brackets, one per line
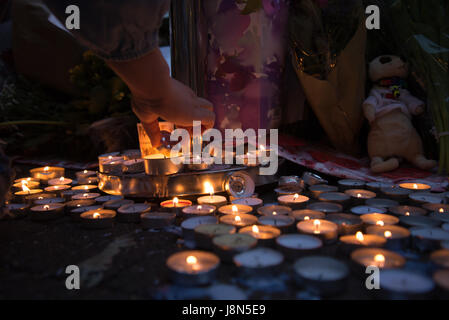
43,0,170,61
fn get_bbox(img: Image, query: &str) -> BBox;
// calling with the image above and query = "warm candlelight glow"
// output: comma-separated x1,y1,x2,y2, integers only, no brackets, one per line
204,182,214,197
377,220,385,226
84,186,89,190
83,193,89,198
197,205,202,210
83,170,88,174
272,211,277,216
260,145,266,151
93,212,101,219
384,231,393,238
314,219,321,234
173,197,179,207
405,211,410,216
232,205,238,214
413,183,418,189
252,225,259,233
60,177,64,181
186,255,198,265
357,193,362,198
304,216,310,221
440,208,444,213
356,232,364,242
44,205,50,210
374,254,385,267
235,215,241,222
21,180,27,185
293,194,299,200
44,166,50,172
22,185,30,192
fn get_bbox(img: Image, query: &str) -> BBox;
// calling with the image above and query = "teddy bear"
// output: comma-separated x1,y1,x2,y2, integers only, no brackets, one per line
363,55,437,173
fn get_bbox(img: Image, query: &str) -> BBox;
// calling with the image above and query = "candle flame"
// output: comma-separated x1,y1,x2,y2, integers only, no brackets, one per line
439,208,444,213
293,194,299,200
377,220,385,227
22,185,30,192
84,186,89,190
93,212,101,219
384,231,392,238
272,211,277,216
232,205,238,214
173,197,179,207
356,232,364,242
21,180,27,185
60,177,64,181
357,193,362,198
197,205,202,210
186,255,197,265
204,182,214,197
413,183,418,189
313,219,321,234
44,166,50,171
260,145,266,151
44,205,50,210
405,212,410,216
235,215,241,222
374,254,385,267
83,170,88,174
83,193,89,197
304,216,310,221
252,225,259,233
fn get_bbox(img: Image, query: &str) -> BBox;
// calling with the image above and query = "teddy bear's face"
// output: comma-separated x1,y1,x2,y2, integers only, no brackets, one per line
369,55,409,82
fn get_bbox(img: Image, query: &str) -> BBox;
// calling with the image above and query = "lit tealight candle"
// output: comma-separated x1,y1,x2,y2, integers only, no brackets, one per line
423,203,449,213
399,182,431,191
161,197,193,215
80,209,116,229
29,203,65,221
75,170,96,181
12,179,40,191
361,213,399,227
340,232,387,254
345,189,376,205
218,204,252,215
297,219,338,243
197,182,227,207
14,184,43,203
366,225,411,250
72,193,101,201
277,193,310,210
231,197,263,210
239,225,281,246
326,213,363,235
44,184,71,196
166,251,220,286
351,248,405,269
291,209,326,222
257,205,292,216
182,205,216,218
72,185,98,192
30,166,64,182
48,176,72,186
389,205,427,217
258,215,296,232
219,213,258,228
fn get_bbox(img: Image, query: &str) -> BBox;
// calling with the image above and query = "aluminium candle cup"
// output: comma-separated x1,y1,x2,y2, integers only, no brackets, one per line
291,209,326,222
433,270,449,298
307,202,342,214
219,204,253,216
344,189,376,206
117,203,151,223
360,213,399,230
337,179,366,191
365,181,394,192
257,204,292,217
308,184,338,200
144,155,184,176
30,203,65,221
47,177,72,186
338,233,387,257
430,249,449,270
365,198,399,209
182,205,216,219
103,199,134,210
64,199,96,214
297,219,338,244
140,211,176,229
389,205,427,217
293,256,349,297
374,270,435,300
219,213,258,229
181,216,218,241
233,248,284,277
122,159,145,174
276,234,323,260
166,250,220,286
277,194,310,210
366,225,411,250
399,182,432,192
44,185,71,197
238,225,281,247
409,227,449,252
231,197,263,210
197,195,227,208
72,184,99,193
72,193,101,201
30,166,64,182
409,192,444,206
381,187,412,203
325,213,363,235
194,224,236,250
213,233,258,263
98,155,124,173
350,205,386,215
258,215,296,233
160,198,193,216
350,248,406,277
80,209,116,229
95,195,124,205
399,215,441,229
317,192,351,208
5,203,30,219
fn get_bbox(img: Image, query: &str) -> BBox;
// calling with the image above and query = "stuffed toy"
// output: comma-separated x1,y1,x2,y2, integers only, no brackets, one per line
363,55,437,173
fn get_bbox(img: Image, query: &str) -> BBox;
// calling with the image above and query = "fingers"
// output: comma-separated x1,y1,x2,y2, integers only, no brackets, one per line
141,120,162,148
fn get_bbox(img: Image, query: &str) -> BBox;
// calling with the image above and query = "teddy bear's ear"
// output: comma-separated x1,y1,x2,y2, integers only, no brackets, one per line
379,56,392,64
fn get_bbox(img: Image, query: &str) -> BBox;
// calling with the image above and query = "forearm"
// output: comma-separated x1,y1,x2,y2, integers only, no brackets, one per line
43,0,170,61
